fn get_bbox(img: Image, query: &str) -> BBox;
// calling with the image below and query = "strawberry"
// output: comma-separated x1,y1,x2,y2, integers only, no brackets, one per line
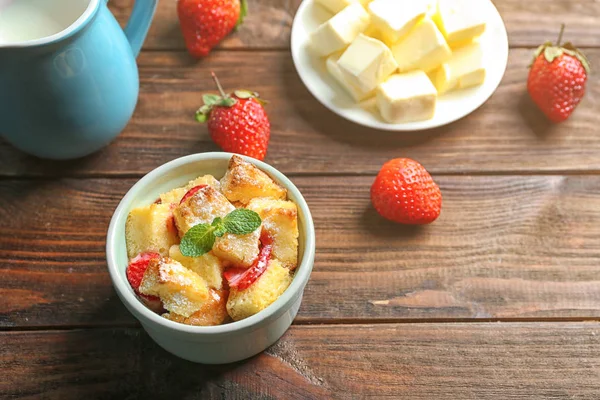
196,72,271,160
371,158,442,225
177,0,247,58
527,24,590,123
126,252,162,310
224,232,273,290
179,185,207,205
165,203,179,237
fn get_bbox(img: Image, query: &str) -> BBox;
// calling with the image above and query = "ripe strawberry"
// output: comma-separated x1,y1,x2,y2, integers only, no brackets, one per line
196,72,271,160
177,0,247,58
371,158,442,225
179,185,207,205
126,252,162,310
224,232,273,290
527,24,590,123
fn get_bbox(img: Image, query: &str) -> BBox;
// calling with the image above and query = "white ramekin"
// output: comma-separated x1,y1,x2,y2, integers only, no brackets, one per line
106,153,315,364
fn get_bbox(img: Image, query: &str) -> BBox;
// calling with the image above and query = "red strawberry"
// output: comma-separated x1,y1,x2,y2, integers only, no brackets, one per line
126,252,162,309
196,72,271,160
165,205,179,237
177,0,247,58
371,158,442,225
179,185,207,205
527,24,589,123
224,232,273,290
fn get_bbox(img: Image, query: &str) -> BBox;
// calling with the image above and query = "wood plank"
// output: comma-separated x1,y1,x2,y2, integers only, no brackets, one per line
108,0,600,50
3,175,600,327
1,48,599,177
3,323,600,399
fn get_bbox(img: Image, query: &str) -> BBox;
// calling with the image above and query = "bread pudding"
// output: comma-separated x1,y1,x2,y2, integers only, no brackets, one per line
125,155,299,325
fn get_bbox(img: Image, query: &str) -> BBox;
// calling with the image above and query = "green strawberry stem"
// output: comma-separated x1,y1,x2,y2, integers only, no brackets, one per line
529,23,590,75
196,72,265,123
195,72,238,122
556,23,565,46
211,71,228,99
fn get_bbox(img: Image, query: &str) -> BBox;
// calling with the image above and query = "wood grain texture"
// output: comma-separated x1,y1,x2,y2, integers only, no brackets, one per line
1,49,599,177
108,0,600,50
3,176,600,327
3,323,600,399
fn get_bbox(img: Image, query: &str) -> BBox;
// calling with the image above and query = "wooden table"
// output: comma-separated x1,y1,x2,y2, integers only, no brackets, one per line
2,1,600,398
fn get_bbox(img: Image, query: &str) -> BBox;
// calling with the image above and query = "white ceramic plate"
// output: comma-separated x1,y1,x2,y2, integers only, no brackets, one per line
290,0,509,131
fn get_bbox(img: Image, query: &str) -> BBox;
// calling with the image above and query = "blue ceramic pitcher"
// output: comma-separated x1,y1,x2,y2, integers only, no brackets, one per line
0,0,158,159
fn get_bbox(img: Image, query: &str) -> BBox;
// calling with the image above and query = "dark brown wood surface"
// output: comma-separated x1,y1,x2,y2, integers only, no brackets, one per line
107,0,600,49
3,175,600,327
2,0,600,397
1,49,600,177
4,323,600,399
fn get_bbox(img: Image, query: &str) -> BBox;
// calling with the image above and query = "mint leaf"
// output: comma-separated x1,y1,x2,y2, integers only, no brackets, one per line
223,209,261,235
180,224,216,257
212,217,227,237
214,225,227,237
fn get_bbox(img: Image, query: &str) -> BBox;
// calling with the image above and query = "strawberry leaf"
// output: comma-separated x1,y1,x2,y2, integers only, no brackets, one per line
544,46,564,63
203,94,221,106
195,112,207,123
234,90,258,99
215,97,237,107
236,0,248,29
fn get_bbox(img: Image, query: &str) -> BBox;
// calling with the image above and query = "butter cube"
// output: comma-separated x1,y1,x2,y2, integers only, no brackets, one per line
391,18,451,73
326,52,374,101
426,0,438,17
432,0,486,46
367,0,428,45
376,71,437,123
338,34,398,94
314,0,373,14
430,42,485,93
309,3,370,57
363,24,385,42
314,0,354,14
315,0,357,14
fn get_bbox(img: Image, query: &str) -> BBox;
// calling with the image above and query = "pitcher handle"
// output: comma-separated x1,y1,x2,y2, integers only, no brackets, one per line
122,0,159,58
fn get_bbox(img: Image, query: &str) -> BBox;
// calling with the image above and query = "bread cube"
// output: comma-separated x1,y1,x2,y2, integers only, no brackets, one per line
173,185,234,236
125,203,179,258
220,155,287,205
162,289,229,326
172,185,260,267
226,259,292,321
213,229,261,268
139,257,210,317
169,245,224,290
160,175,220,205
247,198,299,270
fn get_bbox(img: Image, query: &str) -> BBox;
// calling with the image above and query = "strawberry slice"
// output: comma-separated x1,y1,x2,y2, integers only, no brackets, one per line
165,203,179,236
224,232,273,290
179,185,207,205
126,252,161,303
223,267,248,288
